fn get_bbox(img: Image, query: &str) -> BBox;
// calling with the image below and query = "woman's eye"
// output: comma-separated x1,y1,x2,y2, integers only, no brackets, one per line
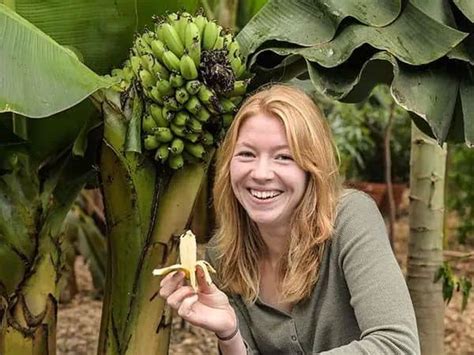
236,151,254,158
276,154,293,161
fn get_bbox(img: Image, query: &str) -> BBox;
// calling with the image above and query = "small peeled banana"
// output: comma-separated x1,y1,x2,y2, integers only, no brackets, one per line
152,230,216,291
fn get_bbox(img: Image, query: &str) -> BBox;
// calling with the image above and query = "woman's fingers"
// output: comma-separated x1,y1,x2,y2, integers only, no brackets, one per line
159,271,184,298
177,293,199,319
166,284,196,310
196,267,215,294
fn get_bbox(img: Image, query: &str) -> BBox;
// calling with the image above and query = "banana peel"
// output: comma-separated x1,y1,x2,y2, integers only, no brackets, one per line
152,230,216,291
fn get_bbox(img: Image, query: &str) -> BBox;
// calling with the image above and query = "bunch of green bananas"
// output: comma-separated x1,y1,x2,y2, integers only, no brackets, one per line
111,11,250,170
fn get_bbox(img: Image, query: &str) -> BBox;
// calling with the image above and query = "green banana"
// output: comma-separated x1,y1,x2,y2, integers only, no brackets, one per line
140,54,155,71
222,114,234,128
150,104,169,127
202,21,218,50
130,56,141,75
151,60,170,80
219,97,236,113
142,31,155,45
150,39,165,59
185,96,202,115
187,117,203,133
201,131,214,145
187,40,202,68
213,36,224,50
155,22,166,42
150,87,164,105
161,23,185,57
185,80,201,96
196,107,211,123
173,111,190,126
164,97,182,111
170,138,185,154
155,127,174,143
170,122,186,137
162,50,181,72
193,15,207,38
168,153,184,170
230,95,244,106
180,54,198,80
227,80,248,97
227,41,240,59
144,135,159,150
157,79,174,96
139,69,156,89
162,106,175,121
185,21,200,49
197,86,215,105
185,131,200,143
154,144,170,162
170,73,185,88
134,37,152,56
230,56,243,77
175,87,190,105
223,33,233,48
185,142,206,159
172,14,189,43
142,114,157,133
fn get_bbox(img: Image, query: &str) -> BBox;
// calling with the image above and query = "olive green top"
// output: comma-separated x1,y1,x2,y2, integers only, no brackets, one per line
206,190,420,354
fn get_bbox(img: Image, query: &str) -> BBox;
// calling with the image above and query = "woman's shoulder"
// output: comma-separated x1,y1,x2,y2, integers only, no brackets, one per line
331,188,387,250
335,188,381,222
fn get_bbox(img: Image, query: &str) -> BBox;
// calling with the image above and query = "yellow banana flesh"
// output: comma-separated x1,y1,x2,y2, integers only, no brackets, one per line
152,230,216,291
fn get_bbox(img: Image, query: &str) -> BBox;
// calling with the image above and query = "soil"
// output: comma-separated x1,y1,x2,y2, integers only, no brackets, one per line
57,207,474,354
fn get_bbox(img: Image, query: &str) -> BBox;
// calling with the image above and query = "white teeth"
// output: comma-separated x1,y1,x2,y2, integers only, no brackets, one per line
250,189,281,200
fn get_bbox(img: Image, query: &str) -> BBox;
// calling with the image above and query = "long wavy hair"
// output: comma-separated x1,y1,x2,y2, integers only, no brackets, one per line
212,84,341,304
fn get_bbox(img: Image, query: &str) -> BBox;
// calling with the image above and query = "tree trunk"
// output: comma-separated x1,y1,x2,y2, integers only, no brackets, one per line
406,122,446,355
97,92,213,355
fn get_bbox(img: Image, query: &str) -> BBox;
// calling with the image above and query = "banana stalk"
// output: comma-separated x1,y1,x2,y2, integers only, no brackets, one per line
0,151,93,354
97,90,215,354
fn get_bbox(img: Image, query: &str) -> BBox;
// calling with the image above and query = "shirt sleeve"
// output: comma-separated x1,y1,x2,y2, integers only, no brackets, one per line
320,191,420,355
205,244,260,355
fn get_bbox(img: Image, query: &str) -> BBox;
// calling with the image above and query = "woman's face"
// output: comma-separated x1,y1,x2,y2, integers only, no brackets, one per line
230,113,307,231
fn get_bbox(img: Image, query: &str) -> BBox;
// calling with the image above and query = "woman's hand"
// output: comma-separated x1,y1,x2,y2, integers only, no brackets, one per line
159,267,237,338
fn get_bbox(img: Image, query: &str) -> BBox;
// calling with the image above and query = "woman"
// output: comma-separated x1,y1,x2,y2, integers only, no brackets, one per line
159,84,420,354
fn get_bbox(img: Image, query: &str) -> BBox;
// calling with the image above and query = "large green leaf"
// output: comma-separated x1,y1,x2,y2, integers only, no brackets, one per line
238,0,403,57
239,0,474,146
14,0,199,74
245,2,467,68
0,4,114,118
237,0,268,31
453,0,474,22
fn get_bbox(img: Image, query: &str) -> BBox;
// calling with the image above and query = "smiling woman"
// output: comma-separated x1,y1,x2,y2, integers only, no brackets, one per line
158,84,420,355
229,113,308,235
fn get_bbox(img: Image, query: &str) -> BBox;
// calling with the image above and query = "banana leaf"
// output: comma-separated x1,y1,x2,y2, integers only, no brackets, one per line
1,0,199,161
237,0,474,146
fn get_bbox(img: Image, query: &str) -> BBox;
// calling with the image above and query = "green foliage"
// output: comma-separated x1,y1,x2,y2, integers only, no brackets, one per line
434,261,472,312
60,194,107,296
313,85,411,182
238,0,474,146
447,145,474,244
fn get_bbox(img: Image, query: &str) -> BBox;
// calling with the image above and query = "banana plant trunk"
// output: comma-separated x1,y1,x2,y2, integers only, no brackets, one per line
97,91,213,355
0,155,91,355
406,123,446,355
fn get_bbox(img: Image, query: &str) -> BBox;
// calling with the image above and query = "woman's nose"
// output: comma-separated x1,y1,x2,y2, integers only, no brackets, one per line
250,158,274,181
